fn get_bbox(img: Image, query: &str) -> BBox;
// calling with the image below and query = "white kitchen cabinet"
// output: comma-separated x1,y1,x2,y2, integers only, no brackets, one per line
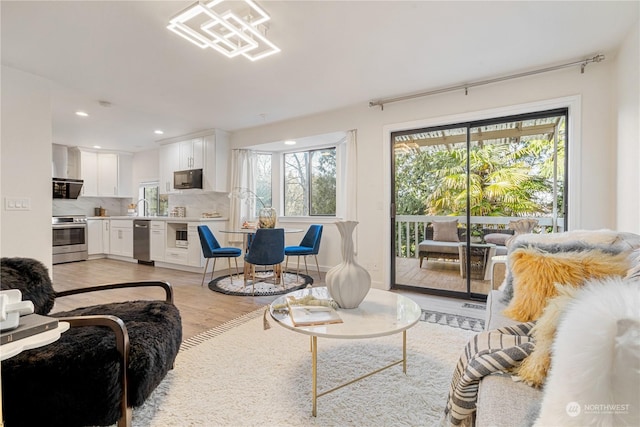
150,221,166,262
187,223,203,267
159,143,180,194
202,131,228,192
178,138,204,170
80,151,98,196
88,219,111,256
109,220,133,257
77,149,133,197
87,219,103,255
102,220,110,254
97,153,118,196
157,129,229,194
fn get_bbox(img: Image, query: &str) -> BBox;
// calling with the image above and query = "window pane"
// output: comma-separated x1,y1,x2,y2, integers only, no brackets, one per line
143,185,159,216
310,148,336,215
255,153,272,215
284,152,308,216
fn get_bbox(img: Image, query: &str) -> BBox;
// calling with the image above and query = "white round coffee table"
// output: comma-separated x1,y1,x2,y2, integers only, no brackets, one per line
270,287,421,416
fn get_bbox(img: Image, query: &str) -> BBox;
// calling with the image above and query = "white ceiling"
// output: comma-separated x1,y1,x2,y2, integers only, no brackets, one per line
2,1,638,153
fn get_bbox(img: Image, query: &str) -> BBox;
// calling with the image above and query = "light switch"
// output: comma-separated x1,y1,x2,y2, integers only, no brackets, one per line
4,197,31,211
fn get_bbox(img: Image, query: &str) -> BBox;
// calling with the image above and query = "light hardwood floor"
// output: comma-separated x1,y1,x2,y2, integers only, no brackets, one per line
52,258,481,340
52,259,282,340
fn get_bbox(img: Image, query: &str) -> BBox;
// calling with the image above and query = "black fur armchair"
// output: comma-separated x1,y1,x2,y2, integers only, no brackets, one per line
0,257,182,427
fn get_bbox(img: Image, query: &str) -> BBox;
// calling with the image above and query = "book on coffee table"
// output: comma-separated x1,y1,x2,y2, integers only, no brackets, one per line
287,303,343,327
0,314,59,345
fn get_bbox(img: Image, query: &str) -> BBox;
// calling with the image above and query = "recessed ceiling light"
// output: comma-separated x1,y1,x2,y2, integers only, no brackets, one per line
284,140,296,145
75,111,89,117
93,145,101,149
154,130,164,135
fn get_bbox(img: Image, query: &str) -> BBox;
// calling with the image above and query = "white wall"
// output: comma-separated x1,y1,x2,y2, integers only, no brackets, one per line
615,21,640,233
1,66,53,272
231,59,633,289
132,149,159,190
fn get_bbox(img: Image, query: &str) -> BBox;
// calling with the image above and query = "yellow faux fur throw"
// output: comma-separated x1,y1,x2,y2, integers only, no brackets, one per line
515,284,578,387
503,247,630,322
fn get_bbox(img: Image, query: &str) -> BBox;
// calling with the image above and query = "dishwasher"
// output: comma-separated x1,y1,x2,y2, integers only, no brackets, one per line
133,219,153,264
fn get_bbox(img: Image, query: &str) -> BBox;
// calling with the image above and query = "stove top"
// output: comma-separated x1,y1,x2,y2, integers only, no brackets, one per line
52,215,87,224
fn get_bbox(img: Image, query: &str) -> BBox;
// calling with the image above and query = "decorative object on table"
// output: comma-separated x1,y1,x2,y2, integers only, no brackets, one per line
1,313,59,345
0,289,34,331
286,296,343,327
196,225,242,286
258,206,277,228
208,271,312,296
228,187,276,228
285,224,323,280
0,257,182,427
325,220,371,309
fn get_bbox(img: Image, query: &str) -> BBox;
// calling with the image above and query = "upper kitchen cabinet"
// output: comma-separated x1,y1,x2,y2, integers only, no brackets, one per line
158,129,229,194
159,143,180,194
76,149,133,197
178,138,204,170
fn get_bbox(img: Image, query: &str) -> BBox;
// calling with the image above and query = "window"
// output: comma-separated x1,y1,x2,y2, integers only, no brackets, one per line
284,147,336,216
255,153,272,216
138,182,163,216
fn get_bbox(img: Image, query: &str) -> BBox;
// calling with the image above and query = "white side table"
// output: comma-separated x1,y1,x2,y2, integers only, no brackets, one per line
0,322,70,427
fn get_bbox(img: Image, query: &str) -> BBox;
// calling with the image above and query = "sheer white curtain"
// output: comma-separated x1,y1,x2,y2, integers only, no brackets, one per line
229,149,255,243
345,129,358,221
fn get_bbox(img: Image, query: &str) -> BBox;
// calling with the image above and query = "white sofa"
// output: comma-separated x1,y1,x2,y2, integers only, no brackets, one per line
473,230,640,427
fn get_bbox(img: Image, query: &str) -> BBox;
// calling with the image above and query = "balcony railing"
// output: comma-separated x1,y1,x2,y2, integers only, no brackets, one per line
395,215,565,258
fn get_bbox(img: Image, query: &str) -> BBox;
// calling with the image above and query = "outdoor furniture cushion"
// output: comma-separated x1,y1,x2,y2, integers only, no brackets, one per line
484,233,510,246
432,219,460,242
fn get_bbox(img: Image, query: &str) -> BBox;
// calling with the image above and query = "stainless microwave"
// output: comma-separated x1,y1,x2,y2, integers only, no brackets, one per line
174,168,203,190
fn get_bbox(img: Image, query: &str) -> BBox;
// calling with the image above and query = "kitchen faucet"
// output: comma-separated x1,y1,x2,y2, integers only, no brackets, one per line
136,199,150,216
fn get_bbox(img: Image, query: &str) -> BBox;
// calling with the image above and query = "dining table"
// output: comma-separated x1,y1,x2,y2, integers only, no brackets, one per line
220,228,304,278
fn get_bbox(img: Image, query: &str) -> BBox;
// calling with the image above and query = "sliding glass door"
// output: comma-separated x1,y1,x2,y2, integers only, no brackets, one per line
391,109,567,299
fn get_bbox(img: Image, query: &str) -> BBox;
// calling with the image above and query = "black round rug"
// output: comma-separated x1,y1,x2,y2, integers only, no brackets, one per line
208,270,313,296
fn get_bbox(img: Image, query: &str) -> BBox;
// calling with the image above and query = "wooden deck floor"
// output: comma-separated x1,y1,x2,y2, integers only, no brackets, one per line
395,257,491,295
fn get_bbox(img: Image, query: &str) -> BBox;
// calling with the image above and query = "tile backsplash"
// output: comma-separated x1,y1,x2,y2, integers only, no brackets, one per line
52,191,230,218
53,197,129,217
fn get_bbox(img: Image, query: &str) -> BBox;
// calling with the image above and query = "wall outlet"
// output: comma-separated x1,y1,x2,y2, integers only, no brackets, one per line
4,197,31,211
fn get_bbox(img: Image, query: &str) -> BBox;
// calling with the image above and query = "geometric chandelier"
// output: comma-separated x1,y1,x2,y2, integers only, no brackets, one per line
167,0,280,61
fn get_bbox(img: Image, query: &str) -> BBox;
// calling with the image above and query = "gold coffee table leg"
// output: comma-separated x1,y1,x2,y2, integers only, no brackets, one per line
403,330,407,373
312,335,318,417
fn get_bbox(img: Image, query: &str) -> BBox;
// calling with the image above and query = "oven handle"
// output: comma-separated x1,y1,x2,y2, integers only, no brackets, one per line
52,224,87,229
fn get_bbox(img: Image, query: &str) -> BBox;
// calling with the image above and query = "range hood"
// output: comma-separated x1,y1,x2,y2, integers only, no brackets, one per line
53,178,84,199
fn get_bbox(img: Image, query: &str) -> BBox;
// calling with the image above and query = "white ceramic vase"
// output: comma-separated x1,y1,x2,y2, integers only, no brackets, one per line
325,220,371,309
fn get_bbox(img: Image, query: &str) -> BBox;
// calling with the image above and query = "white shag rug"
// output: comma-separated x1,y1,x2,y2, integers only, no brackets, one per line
131,310,475,427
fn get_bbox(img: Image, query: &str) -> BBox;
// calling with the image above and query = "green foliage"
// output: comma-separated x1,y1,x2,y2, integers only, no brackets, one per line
395,129,565,217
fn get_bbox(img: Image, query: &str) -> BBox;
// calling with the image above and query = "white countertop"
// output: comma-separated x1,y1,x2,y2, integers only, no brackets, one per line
87,216,228,222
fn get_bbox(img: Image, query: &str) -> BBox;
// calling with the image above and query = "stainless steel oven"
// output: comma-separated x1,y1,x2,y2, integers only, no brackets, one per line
52,215,88,264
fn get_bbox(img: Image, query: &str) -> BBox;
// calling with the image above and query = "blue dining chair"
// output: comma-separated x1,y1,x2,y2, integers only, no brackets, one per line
244,228,285,294
285,224,323,280
197,225,242,286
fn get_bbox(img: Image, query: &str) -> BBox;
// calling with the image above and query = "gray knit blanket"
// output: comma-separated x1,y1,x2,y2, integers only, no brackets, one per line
444,322,536,426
